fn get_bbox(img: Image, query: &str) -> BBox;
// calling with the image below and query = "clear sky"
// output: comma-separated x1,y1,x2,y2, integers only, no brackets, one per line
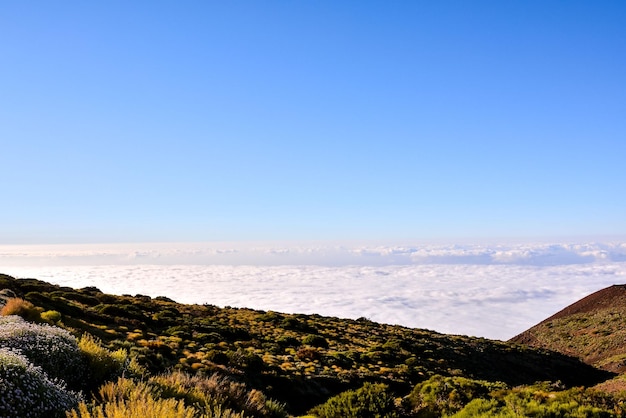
1,1,625,244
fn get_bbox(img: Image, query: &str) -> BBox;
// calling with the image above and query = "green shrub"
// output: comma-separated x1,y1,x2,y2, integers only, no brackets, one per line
302,334,329,348
205,349,229,365
97,304,145,320
41,309,62,324
451,392,616,417
382,339,402,352
0,315,84,389
0,347,79,417
449,398,504,417
280,316,312,331
404,374,507,417
64,292,101,306
257,311,283,323
492,386,617,418
166,325,192,339
308,382,398,418
228,348,264,372
277,335,300,348
78,333,142,392
24,291,84,316
326,352,353,369
436,382,624,417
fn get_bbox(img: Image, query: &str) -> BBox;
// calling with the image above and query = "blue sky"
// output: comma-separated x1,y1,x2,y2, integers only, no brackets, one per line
1,1,625,244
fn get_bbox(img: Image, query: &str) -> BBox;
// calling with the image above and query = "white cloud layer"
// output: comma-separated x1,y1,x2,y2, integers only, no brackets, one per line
1,240,625,340
1,240,625,266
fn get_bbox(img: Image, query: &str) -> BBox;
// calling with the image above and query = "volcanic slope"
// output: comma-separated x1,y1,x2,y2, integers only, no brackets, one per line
511,284,626,373
0,274,614,414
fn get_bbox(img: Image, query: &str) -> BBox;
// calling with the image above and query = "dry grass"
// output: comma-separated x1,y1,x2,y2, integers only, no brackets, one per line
68,376,252,418
66,397,197,418
0,297,43,322
69,377,197,418
151,371,280,417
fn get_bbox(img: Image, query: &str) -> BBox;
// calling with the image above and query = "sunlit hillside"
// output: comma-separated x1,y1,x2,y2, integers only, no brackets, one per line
2,274,626,417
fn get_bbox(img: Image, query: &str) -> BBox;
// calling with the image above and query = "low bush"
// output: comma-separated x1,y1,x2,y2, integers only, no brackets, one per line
302,334,329,348
308,382,398,418
277,335,300,348
63,291,101,306
0,315,84,388
257,311,283,323
0,347,79,418
228,348,264,372
296,347,321,361
205,349,229,365
41,309,62,324
451,385,622,417
98,304,146,320
404,374,507,417
78,333,142,392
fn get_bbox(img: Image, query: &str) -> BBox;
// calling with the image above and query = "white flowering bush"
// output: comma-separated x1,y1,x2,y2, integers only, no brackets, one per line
0,315,84,388
0,347,79,417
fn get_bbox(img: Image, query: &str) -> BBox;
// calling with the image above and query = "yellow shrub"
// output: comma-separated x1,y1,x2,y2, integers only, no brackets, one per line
79,334,143,391
68,377,246,418
66,397,197,418
41,309,62,324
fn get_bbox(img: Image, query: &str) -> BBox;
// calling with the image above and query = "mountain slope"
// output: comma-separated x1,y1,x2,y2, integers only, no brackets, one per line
511,284,626,373
0,274,614,414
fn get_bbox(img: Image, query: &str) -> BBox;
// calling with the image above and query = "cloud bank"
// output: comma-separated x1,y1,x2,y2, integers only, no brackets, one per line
1,240,625,266
1,240,625,340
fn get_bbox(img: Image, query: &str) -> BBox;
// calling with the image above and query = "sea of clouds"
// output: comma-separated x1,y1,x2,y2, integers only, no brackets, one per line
1,240,625,340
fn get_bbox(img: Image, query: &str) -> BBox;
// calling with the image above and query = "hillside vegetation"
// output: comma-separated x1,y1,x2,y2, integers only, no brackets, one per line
511,284,626,398
0,273,624,417
511,285,626,373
